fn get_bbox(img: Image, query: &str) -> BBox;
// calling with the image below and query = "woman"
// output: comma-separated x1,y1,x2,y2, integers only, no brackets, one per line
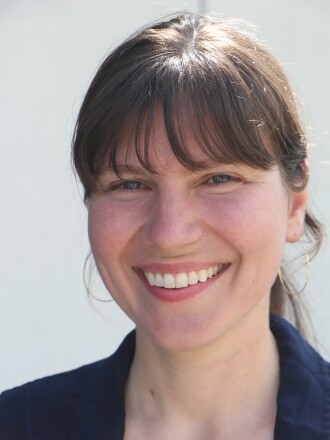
1,12,329,440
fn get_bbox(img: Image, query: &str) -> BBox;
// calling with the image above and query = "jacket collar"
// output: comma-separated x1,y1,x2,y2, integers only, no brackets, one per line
70,332,135,440
271,314,330,439
70,316,330,439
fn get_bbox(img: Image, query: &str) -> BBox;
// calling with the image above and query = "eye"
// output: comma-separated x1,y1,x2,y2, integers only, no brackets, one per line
111,180,145,191
119,180,144,190
201,172,244,194
206,174,233,185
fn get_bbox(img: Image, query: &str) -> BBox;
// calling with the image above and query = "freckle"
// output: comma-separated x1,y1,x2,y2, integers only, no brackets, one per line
150,389,155,397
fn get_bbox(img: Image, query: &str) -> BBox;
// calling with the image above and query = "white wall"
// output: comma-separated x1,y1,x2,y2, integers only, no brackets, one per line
1,0,329,392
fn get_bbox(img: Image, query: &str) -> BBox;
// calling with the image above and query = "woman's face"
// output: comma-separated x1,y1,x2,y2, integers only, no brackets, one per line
88,114,306,351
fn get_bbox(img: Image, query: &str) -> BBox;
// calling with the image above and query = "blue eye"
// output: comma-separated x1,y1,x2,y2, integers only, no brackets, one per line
208,175,232,184
120,181,143,190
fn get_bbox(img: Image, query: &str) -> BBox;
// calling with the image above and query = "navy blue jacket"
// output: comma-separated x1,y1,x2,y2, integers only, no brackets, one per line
1,315,329,439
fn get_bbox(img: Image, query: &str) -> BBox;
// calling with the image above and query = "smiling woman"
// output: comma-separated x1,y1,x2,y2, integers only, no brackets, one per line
1,11,329,440
88,115,300,353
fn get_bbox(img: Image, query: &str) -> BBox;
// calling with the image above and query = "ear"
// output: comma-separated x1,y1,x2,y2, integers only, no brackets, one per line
286,189,307,243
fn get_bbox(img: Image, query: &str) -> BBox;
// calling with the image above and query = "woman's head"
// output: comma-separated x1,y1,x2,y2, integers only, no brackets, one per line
73,12,323,330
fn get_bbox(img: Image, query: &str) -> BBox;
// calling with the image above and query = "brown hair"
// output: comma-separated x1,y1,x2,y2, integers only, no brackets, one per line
72,12,323,333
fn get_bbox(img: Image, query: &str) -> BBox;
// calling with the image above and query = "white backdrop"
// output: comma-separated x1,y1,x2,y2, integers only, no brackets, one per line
1,0,329,392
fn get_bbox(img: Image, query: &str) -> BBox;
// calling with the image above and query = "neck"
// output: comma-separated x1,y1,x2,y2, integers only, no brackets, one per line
125,309,279,435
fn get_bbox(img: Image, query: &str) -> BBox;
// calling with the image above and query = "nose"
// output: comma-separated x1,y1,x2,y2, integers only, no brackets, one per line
143,188,204,254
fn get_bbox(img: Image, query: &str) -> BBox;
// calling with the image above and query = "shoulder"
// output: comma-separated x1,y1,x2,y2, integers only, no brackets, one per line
271,315,330,438
0,359,104,439
270,313,330,375
0,331,135,440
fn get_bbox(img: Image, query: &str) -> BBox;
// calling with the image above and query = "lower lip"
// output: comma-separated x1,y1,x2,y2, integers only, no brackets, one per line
137,264,230,303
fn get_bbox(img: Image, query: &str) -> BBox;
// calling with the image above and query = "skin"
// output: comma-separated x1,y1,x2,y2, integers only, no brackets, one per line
88,114,307,439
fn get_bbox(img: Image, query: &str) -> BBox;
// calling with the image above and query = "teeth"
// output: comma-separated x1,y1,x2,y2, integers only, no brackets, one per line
155,273,164,287
163,274,175,289
144,264,223,289
197,269,208,282
176,273,189,288
146,272,156,286
188,271,199,285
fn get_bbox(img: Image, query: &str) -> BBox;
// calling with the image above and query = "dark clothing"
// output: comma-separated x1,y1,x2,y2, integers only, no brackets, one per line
0,315,329,439
271,315,330,439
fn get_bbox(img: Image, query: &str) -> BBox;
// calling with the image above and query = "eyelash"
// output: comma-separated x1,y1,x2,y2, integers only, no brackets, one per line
109,180,146,191
108,174,238,192
206,174,234,185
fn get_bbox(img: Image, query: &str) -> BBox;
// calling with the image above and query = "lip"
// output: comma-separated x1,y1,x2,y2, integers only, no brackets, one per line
135,263,230,303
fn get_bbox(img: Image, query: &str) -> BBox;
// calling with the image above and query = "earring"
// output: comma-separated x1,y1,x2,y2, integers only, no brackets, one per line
83,252,113,303
278,238,310,296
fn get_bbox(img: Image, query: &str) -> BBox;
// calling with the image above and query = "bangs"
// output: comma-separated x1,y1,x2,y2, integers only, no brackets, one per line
92,62,278,181
73,13,306,199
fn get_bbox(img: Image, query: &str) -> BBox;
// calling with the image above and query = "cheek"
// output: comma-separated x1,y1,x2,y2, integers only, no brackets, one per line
87,199,145,260
205,189,288,253
88,201,121,258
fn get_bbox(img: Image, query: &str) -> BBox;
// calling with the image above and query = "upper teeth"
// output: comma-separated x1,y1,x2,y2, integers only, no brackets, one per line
144,264,222,289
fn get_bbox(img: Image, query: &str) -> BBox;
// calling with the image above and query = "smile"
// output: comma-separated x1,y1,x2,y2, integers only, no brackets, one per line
143,264,223,289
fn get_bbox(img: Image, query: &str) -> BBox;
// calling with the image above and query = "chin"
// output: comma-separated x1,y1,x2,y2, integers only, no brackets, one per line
137,314,229,353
